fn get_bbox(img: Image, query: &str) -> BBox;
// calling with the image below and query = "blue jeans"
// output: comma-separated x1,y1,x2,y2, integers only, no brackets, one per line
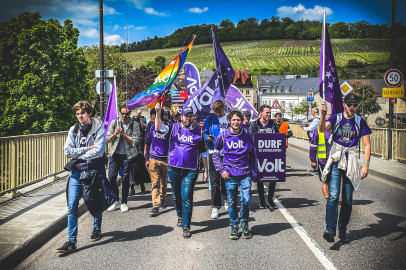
68,170,102,244
167,166,199,229
108,153,133,204
325,162,354,234
225,175,252,228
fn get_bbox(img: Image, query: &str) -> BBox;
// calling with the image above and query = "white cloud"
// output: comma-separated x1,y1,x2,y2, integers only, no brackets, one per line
105,34,125,45
277,4,333,21
134,26,146,30
113,24,136,30
77,19,98,27
188,7,209,14
126,0,149,10
144,7,169,17
81,28,98,38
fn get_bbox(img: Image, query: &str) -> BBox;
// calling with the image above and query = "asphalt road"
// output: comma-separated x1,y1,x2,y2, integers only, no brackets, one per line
17,148,406,270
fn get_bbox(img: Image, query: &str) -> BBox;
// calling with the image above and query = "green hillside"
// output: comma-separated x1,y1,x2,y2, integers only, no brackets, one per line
126,39,391,75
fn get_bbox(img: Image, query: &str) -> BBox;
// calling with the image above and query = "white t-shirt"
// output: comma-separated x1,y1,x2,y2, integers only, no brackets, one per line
218,114,228,134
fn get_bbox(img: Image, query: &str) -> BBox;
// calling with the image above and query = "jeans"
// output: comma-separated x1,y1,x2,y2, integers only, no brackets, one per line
68,170,102,244
209,153,227,208
108,153,133,204
167,166,199,229
225,175,252,227
325,162,354,234
257,182,276,206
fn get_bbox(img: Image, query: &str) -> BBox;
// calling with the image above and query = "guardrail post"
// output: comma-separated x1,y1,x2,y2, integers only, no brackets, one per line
51,135,57,180
10,139,17,196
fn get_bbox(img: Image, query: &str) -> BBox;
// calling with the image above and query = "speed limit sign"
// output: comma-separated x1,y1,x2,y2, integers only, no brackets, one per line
384,69,403,87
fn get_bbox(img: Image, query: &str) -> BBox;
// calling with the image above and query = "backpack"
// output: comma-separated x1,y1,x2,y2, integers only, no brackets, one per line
329,113,362,149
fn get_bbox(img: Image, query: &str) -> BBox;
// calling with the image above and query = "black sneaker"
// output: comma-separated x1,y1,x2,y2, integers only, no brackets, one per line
323,230,335,242
176,216,183,227
339,231,350,244
259,203,266,209
229,226,239,240
140,185,146,193
90,228,102,242
268,201,278,210
159,201,166,209
129,189,135,196
56,241,76,254
240,222,251,239
149,207,159,217
183,227,191,238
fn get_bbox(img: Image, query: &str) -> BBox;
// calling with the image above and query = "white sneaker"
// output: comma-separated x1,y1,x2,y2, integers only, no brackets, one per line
224,201,229,211
107,201,120,212
211,207,219,219
120,203,129,213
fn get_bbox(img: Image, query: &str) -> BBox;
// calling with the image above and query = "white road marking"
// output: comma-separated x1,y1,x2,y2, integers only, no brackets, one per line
274,198,338,270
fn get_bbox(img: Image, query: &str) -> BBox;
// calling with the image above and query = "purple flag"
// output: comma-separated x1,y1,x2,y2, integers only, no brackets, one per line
226,85,258,118
254,133,286,183
103,78,118,135
184,62,201,96
319,26,344,114
212,28,234,98
184,72,219,122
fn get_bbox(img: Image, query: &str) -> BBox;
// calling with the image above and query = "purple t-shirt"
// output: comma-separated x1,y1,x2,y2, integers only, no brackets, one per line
213,128,256,177
257,121,276,133
327,114,372,147
168,123,202,170
149,123,172,161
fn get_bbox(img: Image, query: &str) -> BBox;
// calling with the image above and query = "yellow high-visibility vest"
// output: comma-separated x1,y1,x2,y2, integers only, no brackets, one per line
317,127,327,159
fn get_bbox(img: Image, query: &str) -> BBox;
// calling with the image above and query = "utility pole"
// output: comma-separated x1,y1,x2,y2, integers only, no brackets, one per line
388,0,396,160
99,0,105,117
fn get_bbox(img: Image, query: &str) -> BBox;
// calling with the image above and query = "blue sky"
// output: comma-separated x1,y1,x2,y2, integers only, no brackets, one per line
1,0,405,47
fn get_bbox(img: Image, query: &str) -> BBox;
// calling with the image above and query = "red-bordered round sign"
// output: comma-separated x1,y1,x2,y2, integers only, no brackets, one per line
384,69,403,87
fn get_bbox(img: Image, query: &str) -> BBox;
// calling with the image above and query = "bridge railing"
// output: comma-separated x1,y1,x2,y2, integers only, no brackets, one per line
290,123,406,162
0,132,69,196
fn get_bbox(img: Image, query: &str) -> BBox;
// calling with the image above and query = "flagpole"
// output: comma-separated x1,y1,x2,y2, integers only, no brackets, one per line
114,75,118,118
322,11,326,102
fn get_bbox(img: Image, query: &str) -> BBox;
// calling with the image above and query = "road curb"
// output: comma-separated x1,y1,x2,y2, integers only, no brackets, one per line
289,141,406,186
1,202,87,270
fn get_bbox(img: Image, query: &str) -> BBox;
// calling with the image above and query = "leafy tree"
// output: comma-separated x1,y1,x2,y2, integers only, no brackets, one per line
120,66,157,104
294,98,317,120
146,56,166,74
82,45,127,114
0,12,87,136
349,80,381,116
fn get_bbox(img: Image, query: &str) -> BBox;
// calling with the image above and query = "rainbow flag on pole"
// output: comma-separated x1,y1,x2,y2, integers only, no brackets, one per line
127,38,194,110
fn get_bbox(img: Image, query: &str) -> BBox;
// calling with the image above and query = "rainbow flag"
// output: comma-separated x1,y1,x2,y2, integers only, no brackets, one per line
127,39,194,110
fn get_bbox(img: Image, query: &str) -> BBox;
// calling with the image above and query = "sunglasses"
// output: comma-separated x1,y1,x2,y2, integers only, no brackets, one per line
120,112,131,116
346,103,358,108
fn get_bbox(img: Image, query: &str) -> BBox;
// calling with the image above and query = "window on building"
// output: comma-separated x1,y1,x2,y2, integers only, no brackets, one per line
288,86,293,92
246,90,250,95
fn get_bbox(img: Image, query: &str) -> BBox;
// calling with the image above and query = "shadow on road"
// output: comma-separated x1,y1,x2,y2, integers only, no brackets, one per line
330,212,406,251
60,224,174,256
251,223,291,236
279,197,319,208
353,200,374,206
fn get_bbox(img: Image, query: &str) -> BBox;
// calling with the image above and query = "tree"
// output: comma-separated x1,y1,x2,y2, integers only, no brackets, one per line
294,98,317,120
349,80,381,116
120,66,157,104
0,12,88,136
82,45,127,113
287,102,295,119
146,56,166,74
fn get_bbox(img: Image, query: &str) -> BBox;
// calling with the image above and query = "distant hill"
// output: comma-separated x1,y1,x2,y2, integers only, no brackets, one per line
126,38,397,77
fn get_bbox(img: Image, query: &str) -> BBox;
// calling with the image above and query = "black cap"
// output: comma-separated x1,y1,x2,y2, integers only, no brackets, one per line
343,93,359,103
242,110,251,116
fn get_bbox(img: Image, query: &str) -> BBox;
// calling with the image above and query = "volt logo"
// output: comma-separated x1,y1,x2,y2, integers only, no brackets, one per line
177,134,193,143
188,85,215,113
186,77,198,95
153,131,166,139
226,140,244,149
257,159,285,173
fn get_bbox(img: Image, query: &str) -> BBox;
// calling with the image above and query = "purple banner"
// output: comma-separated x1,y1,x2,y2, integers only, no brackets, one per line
226,85,258,118
184,72,219,122
254,133,286,182
184,62,201,96
103,79,118,135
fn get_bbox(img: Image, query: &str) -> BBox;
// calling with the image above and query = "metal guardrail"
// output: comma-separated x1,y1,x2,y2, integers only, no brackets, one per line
0,132,69,196
290,123,406,162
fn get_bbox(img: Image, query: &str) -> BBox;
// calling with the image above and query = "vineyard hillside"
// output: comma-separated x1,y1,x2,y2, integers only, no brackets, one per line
126,39,395,76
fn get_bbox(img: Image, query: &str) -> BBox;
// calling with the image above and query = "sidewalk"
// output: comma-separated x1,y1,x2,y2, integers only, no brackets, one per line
288,137,406,185
1,140,405,269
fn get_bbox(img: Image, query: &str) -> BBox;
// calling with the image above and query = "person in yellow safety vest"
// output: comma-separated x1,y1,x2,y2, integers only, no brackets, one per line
309,127,331,182
274,113,292,147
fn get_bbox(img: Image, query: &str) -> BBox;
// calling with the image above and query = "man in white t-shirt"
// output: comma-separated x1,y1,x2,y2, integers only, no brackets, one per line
203,100,229,219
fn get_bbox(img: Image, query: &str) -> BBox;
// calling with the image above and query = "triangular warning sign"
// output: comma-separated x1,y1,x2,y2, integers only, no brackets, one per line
271,100,281,109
